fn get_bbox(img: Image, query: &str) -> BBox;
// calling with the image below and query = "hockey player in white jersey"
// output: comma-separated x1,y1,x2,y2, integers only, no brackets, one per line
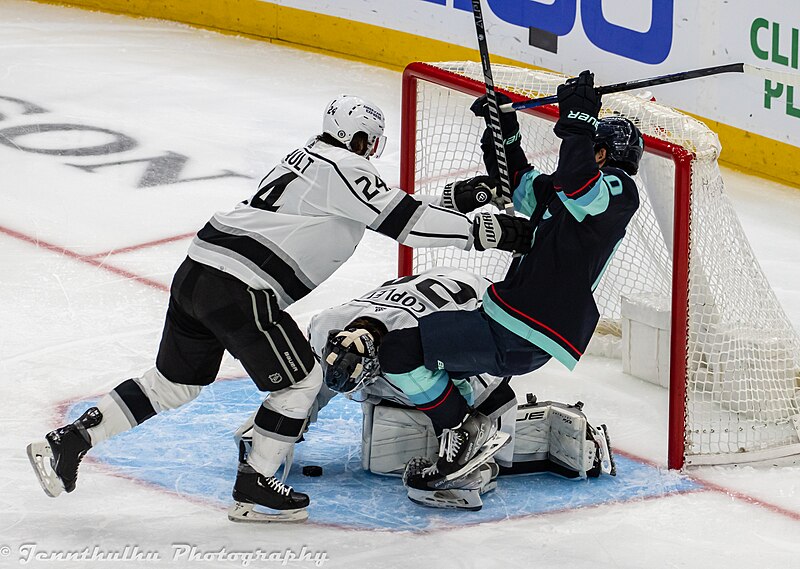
26,95,533,523
304,267,615,511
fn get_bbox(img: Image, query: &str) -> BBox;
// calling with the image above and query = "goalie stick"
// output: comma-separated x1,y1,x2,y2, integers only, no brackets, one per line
470,0,514,215
502,63,800,112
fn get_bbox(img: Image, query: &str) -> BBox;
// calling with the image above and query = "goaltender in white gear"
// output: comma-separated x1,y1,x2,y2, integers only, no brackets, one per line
308,268,615,510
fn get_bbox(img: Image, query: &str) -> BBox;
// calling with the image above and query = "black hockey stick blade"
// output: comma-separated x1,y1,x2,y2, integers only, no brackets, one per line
501,62,799,112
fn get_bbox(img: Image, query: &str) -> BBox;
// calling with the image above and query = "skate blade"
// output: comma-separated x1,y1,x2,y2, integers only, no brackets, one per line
595,424,617,476
227,501,309,524
407,487,483,511
26,441,64,498
443,431,510,482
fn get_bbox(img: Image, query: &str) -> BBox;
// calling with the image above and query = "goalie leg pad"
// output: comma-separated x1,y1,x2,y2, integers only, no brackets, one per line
508,397,615,479
361,402,439,475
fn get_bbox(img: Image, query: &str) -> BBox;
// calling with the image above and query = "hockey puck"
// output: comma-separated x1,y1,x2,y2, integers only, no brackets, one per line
302,465,323,477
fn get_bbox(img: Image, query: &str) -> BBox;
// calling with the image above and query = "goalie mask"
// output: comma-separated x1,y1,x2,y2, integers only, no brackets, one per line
322,328,381,394
593,116,644,175
323,95,387,158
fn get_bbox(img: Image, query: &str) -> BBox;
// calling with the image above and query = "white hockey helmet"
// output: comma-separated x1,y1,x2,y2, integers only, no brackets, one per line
323,95,387,158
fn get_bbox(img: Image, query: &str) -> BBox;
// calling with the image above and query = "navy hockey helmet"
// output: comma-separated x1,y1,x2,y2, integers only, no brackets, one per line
593,116,644,175
322,327,382,394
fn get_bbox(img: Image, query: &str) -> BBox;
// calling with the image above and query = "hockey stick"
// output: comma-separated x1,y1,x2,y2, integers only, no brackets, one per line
501,63,800,112
470,0,514,214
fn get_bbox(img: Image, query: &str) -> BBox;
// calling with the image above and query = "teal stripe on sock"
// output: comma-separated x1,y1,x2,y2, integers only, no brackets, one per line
385,367,450,406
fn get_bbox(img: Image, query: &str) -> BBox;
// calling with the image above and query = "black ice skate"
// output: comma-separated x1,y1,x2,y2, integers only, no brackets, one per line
228,463,310,523
403,456,499,511
27,407,102,498
433,410,509,481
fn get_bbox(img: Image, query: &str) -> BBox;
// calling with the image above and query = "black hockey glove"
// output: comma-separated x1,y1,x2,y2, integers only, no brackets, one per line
441,176,502,213
470,93,521,145
553,70,601,139
472,212,532,254
471,93,530,187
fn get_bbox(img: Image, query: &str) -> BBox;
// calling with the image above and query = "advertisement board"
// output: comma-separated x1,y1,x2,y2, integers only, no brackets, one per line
268,0,799,148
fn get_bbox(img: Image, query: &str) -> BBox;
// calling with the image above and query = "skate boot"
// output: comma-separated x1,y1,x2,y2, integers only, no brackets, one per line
228,463,310,523
434,410,509,481
403,456,499,511
27,407,102,497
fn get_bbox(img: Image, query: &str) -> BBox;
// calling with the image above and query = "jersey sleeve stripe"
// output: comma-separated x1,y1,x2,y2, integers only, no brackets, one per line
408,230,468,240
373,194,423,240
562,171,602,198
426,203,471,217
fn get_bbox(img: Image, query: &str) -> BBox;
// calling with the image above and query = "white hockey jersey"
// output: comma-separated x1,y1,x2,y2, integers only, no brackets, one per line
308,267,494,407
308,267,489,355
307,267,517,465
187,138,475,308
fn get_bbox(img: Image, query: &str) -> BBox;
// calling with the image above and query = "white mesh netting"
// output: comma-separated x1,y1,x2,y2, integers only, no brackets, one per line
405,62,800,465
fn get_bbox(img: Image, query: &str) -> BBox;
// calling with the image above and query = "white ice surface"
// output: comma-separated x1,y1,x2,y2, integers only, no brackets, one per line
0,2,798,568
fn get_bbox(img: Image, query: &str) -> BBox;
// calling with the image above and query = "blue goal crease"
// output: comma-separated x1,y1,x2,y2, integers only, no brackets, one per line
66,379,700,532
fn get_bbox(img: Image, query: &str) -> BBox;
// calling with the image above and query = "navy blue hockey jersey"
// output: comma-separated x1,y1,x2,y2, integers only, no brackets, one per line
482,129,640,369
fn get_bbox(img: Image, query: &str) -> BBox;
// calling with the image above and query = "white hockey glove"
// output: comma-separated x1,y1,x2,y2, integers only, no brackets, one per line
472,212,532,253
441,176,507,213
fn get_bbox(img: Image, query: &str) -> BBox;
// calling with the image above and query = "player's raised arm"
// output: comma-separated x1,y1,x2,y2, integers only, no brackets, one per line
550,71,638,223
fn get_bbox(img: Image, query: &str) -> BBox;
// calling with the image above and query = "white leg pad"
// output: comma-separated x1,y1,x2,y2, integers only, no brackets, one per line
362,402,439,476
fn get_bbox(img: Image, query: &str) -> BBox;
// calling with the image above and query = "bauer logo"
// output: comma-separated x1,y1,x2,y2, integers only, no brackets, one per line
425,0,674,64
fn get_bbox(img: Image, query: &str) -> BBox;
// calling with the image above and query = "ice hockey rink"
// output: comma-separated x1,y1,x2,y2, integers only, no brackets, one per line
1,1,798,567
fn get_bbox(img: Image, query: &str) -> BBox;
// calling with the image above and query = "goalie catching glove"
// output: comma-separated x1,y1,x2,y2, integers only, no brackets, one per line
472,212,532,253
441,176,504,213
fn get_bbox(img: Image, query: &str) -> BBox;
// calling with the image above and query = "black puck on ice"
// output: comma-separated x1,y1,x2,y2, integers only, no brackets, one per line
302,465,323,477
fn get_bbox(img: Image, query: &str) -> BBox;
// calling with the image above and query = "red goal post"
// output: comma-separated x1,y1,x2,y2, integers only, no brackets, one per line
398,61,800,470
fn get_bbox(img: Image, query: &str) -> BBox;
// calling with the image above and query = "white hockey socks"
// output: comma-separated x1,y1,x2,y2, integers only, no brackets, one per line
86,367,201,446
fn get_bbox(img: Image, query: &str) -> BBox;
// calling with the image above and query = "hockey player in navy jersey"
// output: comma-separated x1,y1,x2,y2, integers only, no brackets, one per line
26,95,532,523
341,72,644,490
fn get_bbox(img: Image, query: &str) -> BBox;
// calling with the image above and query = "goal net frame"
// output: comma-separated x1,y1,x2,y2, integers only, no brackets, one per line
398,61,800,470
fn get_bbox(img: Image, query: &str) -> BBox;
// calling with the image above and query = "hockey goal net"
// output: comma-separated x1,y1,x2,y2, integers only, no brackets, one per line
398,61,800,469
